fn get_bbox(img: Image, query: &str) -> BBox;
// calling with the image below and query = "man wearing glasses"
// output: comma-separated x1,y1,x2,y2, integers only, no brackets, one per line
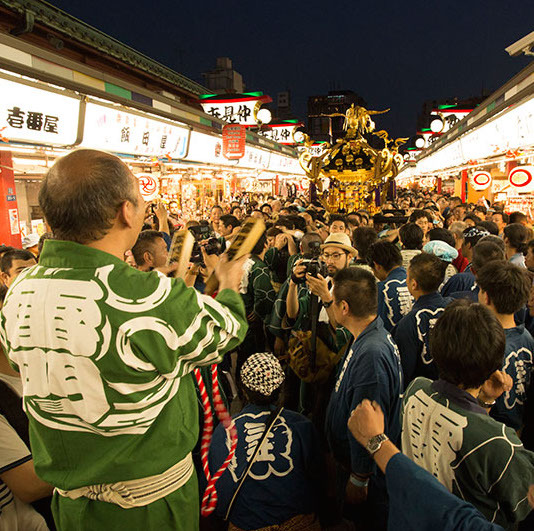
286,233,357,333
285,233,356,425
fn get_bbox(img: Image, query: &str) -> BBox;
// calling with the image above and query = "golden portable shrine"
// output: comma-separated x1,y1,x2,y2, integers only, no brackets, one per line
297,105,407,212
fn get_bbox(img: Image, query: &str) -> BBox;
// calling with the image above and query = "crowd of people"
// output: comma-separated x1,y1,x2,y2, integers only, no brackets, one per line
1,148,534,531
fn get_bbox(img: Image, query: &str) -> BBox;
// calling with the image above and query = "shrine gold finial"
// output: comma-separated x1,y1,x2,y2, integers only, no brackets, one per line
298,105,406,212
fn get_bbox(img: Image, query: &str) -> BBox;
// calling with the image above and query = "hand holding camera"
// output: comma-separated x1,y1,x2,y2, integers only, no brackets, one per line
290,260,307,285
305,273,331,302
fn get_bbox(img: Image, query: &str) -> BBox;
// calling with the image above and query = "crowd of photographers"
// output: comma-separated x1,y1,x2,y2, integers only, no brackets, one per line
3,158,534,531
123,190,534,530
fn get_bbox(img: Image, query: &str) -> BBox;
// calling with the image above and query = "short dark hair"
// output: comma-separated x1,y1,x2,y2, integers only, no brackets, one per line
0,283,8,304
288,215,306,233
346,212,361,226
304,209,318,221
251,232,267,256
430,300,505,388
131,230,165,266
476,221,499,235
399,223,424,250
241,382,282,406
428,227,455,248
409,209,433,223
477,235,505,252
504,223,529,253
492,211,509,223
471,240,506,272
39,149,139,244
329,214,347,228
0,245,15,257
266,227,282,238
211,205,223,212
1,249,36,274
368,241,402,271
464,213,482,224
220,215,240,230
352,227,378,261
476,261,531,314
408,252,447,293
333,267,378,318
509,211,527,225
527,239,534,254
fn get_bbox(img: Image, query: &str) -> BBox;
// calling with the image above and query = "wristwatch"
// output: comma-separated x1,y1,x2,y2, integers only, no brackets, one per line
477,395,496,408
365,433,389,456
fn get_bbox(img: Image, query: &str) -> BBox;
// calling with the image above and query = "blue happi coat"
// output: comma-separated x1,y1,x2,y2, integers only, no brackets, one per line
377,267,413,332
393,291,452,388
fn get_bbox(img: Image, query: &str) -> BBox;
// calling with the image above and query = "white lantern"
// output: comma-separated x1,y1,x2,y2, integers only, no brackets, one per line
470,171,492,191
430,115,444,133
256,108,272,125
415,136,425,149
509,166,534,192
293,130,305,143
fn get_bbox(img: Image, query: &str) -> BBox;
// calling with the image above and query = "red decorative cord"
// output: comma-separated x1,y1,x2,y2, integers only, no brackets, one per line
194,365,238,516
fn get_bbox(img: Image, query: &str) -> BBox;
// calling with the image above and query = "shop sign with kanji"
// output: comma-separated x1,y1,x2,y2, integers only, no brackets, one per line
200,93,272,127
222,124,246,159
81,102,190,159
257,123,302,145
0,76,81,146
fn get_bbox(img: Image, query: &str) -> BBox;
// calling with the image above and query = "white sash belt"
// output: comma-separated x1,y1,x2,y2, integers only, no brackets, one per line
55,452,194,509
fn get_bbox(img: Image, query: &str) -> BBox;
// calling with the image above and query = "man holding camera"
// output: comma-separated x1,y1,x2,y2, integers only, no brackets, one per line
285,234,355,418
286,233,357,335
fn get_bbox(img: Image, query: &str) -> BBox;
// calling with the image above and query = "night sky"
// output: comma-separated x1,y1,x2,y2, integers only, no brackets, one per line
47,0,533,139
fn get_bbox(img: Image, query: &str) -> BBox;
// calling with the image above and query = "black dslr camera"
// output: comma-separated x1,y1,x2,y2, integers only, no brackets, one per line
188,224,222,265
301,258,327,278
297,240,327,280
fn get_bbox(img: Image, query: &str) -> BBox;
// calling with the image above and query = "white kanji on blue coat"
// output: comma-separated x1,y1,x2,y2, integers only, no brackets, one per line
503,347,533,410
227,412,294,481
415,308,445,364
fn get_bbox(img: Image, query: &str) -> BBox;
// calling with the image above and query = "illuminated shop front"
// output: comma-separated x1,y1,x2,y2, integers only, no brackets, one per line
396,61,534,211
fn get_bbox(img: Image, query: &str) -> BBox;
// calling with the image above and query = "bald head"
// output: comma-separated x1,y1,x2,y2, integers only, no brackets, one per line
39,149,139,244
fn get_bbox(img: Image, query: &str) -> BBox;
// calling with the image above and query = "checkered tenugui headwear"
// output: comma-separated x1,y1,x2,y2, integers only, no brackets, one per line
240,352,285,396
463,227,490,241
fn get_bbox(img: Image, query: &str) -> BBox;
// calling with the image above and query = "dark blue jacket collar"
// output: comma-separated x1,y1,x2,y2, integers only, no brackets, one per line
431,379,486,415
386,266,406,281
413,292,446,311
352,316,383,346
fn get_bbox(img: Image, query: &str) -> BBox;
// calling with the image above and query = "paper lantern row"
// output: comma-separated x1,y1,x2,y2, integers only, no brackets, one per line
470,167,534,193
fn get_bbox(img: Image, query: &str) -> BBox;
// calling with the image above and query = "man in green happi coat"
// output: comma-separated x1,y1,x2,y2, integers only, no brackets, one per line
0,149,248,530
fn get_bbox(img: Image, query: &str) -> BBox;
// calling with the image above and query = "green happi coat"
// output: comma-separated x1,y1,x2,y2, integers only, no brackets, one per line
0,240,248,530
402,377,534,529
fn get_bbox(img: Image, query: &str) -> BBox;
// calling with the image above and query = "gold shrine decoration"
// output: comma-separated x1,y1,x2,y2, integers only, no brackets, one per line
296,105,407,212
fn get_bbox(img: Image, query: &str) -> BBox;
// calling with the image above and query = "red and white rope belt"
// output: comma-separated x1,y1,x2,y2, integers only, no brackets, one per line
193,365,238,517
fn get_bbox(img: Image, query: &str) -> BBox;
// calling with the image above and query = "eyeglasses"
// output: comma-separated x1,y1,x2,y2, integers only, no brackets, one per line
321,252,345,261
